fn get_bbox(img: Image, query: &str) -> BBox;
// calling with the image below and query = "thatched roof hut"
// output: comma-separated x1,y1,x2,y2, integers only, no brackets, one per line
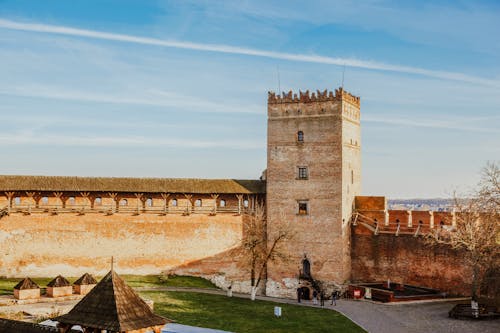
47,275,71,287
73,273,98,295
73,273,97,285
47,275,73,298
0,175,265,194
55,270,170,332
14,277,39,290
14,277,41,300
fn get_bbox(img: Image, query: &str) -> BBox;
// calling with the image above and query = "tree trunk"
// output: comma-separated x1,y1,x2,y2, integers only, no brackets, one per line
250,286,257,301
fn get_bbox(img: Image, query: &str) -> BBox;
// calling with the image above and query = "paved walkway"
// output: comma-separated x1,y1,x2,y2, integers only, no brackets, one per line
2,287,498,333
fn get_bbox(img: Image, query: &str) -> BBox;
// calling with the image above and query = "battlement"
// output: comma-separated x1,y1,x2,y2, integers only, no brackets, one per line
268,87,360,107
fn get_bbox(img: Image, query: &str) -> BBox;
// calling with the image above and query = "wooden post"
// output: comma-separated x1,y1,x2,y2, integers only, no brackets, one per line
161,193,170,214
5,192,15,214
184,194,193,215
135,193,143,215
407,210,412,228
80,192,90,212
211,194,219,215
429,211,434,229
236,194,243,215
384,210,389,226
108,193,117,214
451,208,457,228
53,192,63,209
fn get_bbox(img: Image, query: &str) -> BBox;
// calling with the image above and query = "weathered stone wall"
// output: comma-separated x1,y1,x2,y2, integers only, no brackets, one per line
0,212,244,277
351,229,472,295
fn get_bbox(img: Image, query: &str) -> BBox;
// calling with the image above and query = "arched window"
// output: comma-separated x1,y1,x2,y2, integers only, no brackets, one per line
297,131,304,142
146,198,153,207
302,258,311,278
119,199,128,206
68,197,75,205
171,198,178,207
219,199,226,207
243,199,249,208
95,197,102,206
42,196,49,205
195,199,202,207
14,197,21,205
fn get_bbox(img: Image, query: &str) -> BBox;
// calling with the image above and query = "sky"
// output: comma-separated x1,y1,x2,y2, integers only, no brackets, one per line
0,0,499,198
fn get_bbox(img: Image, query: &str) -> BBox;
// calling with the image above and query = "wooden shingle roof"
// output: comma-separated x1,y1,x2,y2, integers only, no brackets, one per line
14,277,40,290
0,175,265,194
55,270,170,331
73,273,97,285
47,275,71,287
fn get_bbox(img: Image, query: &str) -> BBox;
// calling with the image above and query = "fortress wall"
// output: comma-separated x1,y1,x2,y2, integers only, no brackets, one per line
351,229,471,295
0,212,244,277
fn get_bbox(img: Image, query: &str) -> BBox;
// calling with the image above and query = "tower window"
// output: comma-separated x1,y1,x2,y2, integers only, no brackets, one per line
351,170,354,184
297,131,304,142
298,200,309,215
298,167,308,180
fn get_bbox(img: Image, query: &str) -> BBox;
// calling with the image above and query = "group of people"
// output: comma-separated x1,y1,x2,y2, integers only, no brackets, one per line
297,287,341,306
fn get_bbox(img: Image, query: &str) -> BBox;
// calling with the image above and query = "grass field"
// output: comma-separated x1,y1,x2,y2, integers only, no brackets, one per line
141,291,366,333
0,275,217,295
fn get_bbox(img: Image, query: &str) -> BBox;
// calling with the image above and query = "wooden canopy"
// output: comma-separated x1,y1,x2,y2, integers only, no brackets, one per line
55,270,170,332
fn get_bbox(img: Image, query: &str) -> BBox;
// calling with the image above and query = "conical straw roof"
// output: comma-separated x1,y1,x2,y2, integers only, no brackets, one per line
47,275,71,287
14,277,39,290
73,273,97,286
55,270,170,331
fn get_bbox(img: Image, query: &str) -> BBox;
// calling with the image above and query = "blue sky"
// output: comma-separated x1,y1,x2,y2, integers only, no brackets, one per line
0,0,499,198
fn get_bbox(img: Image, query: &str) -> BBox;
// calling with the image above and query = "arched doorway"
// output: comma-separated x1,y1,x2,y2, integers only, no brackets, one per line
300,287,311,300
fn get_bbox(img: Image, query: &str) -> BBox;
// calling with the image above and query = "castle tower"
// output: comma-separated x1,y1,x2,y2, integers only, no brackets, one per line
265,88,361,297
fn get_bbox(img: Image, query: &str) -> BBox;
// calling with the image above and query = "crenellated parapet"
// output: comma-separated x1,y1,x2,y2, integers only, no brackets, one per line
268,87,360,107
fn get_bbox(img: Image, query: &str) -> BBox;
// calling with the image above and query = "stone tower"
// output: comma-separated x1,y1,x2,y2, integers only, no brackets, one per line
265,88,361,297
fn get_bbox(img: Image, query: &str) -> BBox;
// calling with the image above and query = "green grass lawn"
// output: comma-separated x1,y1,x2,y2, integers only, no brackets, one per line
0,275,216,295
141,291,366,333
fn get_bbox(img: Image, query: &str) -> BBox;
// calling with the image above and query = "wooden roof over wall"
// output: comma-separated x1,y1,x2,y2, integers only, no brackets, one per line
0,175,265,194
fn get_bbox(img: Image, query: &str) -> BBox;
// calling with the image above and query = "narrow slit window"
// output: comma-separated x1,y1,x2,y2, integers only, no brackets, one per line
297,131,304,142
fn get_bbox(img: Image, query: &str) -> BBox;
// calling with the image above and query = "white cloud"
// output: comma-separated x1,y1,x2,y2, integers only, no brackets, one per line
0,132,264,149
0,85,262,114
0,18,498,87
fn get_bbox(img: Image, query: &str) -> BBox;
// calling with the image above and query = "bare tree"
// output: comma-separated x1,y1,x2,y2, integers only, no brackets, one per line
426,162,500,304
243,203,293,300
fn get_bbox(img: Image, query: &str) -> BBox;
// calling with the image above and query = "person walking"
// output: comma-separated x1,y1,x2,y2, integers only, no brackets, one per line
320,290,325,307
297,287,302,303
331,290,337,306
312,290,318,305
